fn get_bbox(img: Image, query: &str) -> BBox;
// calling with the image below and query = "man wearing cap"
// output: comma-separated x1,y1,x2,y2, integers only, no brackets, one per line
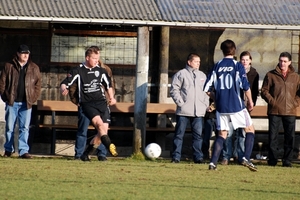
0,44,41,159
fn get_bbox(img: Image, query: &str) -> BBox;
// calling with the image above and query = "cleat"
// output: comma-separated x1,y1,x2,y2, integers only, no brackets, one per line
80,153,91,162
109,144,118,157
242,157,257,172
97,156,108,161
208,163,217,170
171,159,179,163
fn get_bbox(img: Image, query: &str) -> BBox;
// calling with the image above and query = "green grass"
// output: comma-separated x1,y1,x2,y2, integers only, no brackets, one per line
0,156,299,200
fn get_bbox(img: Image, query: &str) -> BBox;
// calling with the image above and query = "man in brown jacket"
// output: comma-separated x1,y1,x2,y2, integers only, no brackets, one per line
0,44,41,159
261,52,300,167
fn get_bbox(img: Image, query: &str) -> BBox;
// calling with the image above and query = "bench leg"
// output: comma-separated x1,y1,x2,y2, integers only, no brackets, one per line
51,128,56,155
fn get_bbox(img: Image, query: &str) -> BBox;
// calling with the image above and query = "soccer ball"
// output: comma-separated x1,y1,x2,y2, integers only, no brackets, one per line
144,143,162,159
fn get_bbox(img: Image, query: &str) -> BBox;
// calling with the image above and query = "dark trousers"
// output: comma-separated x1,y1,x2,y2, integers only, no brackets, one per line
268,115,295,166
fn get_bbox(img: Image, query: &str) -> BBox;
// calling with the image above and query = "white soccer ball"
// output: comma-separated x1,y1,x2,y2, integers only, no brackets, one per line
144,143,162,159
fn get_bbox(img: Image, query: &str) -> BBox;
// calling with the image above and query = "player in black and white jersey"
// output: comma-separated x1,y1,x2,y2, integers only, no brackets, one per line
61,46,118,161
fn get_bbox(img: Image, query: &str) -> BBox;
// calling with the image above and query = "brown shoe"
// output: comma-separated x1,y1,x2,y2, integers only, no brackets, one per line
3,151,12,157
20,153,32,159
221,159,228,165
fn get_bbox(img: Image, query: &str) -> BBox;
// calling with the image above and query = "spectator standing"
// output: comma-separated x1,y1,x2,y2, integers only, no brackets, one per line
261,52,300,167
60,46,117,161
0,44,41,158
170,53,209,163
204,39,257,171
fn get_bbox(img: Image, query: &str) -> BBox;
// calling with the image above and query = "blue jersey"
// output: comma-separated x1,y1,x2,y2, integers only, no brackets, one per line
204,58,250,113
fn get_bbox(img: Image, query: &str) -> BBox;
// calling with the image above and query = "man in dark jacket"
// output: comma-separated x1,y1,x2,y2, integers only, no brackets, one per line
261,52,300,167
0,44,41,159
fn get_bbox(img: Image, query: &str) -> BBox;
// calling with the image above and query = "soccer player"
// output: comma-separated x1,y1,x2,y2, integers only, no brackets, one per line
60,46,118,161
203,39,257,171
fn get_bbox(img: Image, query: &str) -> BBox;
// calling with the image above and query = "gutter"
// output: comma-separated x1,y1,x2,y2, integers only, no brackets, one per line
0,16,299,30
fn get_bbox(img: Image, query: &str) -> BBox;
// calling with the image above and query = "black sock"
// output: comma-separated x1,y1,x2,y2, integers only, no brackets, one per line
101,135,112,149
84,144,97,155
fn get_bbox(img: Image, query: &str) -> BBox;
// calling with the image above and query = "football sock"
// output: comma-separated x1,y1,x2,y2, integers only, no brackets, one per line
244,132,255,160
84,144,97,155
210,136,225,164
101,135,112,149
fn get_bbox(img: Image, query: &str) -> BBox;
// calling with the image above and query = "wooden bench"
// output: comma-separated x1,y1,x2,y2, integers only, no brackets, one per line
37,100,179,155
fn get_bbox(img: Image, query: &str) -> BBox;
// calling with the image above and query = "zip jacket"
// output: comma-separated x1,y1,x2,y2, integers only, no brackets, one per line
261,65,300,116
170,65,209,117
0,57,41,109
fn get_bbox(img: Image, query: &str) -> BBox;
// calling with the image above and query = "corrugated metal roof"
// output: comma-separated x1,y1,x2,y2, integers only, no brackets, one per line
0,0,299,29
0,0,161,21
157,0,300,25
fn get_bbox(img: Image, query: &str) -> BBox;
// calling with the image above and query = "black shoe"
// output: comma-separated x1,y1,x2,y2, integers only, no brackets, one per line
194,159,204,164
20,153,32,159
282,161,292,167
80,153,91,162
208,163,217,170
97,156,108,161
171,159,179,163
3,151,12,157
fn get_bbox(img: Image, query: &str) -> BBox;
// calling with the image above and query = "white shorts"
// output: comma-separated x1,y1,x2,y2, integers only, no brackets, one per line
216,108,253,131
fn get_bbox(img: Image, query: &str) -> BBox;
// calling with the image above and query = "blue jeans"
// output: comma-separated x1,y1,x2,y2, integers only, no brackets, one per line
222,122,235,161
222,126,245,162
75,107,107,158
172,115,204,162
234,128,245,163
202,118,216,159
4,102,32,156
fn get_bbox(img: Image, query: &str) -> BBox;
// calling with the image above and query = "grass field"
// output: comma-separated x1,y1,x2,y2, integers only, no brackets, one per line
1,155,299,200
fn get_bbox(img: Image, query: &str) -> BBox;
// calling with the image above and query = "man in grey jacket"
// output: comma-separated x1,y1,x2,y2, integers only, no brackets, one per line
170,53,209,163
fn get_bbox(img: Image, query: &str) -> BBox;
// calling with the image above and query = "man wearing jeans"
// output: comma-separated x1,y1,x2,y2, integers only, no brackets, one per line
170,53,209,163
0,44,41,159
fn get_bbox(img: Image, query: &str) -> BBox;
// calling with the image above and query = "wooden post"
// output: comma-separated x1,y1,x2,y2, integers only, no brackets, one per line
157,26,170,152
133,26,149,154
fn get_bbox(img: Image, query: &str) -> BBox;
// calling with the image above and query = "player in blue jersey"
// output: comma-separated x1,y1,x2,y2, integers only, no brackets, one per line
203,40,257,171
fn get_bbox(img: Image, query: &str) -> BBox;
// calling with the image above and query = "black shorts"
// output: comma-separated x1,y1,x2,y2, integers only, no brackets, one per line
81,101,111,123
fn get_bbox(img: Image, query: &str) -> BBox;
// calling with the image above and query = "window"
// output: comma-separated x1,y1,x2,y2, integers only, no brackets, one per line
50,25,137,65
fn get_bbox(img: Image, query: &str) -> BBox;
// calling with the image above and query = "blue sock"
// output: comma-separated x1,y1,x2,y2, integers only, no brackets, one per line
244,133,254,160
211,136,225,165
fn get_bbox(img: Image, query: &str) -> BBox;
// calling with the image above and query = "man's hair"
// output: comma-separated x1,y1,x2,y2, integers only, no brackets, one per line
279,52,292,61
239,51,252,60
85,46,100,57
186,53,200,64
220,39,236,56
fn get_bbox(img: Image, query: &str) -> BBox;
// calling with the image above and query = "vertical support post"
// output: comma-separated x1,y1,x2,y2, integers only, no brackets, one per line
51,111,56,155
133,26,150,154
157,26,170,152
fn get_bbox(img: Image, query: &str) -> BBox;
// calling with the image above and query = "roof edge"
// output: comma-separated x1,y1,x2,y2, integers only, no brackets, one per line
1,17,299,30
